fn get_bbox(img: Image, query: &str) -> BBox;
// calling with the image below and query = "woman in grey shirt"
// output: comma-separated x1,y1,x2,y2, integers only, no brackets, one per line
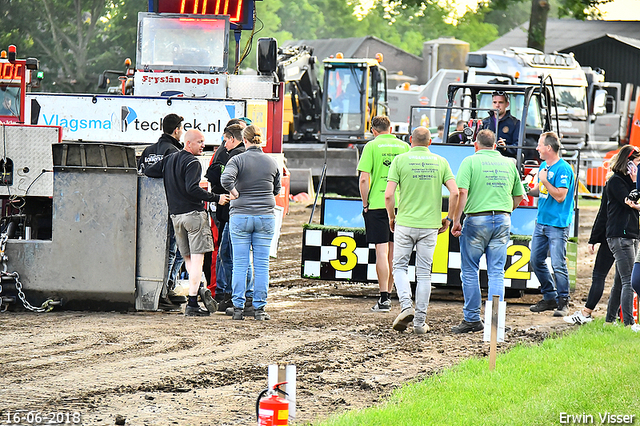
221,125,281,321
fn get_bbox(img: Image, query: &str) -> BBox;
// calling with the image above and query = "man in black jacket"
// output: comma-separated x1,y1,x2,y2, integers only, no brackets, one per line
482,92,521,159
146,129,230,316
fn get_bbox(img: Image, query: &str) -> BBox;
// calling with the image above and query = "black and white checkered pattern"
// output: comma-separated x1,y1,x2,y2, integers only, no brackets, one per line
302,228,576,290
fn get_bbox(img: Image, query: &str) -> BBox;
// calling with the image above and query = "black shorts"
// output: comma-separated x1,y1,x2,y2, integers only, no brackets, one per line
363,208,394,244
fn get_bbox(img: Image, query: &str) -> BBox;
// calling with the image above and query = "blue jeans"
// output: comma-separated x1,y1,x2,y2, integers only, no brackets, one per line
606,237,637,325
229,215,275,310
218,222,254,298
531,222,569,301
165,222,184,296
392,225,438,327
459,214,511,323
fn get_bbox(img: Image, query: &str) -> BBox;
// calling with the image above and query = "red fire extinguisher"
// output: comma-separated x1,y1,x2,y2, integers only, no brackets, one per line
257,381,289,426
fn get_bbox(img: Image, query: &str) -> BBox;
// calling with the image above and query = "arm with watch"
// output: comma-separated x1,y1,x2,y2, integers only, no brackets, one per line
359,171,370,213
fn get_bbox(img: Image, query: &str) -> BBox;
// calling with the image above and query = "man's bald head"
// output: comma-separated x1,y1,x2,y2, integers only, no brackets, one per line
411,127,431,147
184,129,205,156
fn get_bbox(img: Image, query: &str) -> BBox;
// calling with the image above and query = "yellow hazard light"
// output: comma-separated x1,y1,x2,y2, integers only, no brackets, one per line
402,82,410,90
0,51,6,59
124,57,132,67
336,52,344,59
375,53,383,63
515,71,520,78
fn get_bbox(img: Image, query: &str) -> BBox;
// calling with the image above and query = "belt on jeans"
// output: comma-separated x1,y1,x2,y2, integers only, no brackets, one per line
466,211,510,217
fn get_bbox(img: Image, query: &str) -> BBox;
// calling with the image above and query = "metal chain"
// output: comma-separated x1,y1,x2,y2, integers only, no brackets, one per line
0,233,57,312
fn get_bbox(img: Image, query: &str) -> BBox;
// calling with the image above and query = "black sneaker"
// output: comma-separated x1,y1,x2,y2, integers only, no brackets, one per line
199,285,218,313
158,296,181,312
184,305,210,317
232,306,244,320
254,307,271,321
553,297,570,317
530,298,558,313
167,290,187,304
217,293,233,312
451,320,484,334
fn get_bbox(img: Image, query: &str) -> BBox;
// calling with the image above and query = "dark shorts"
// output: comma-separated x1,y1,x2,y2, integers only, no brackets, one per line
363,208,394,244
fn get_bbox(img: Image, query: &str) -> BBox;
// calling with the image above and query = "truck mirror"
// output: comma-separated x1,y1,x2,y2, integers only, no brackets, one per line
593,89,607,115
98,74,108,89
257,38,278,75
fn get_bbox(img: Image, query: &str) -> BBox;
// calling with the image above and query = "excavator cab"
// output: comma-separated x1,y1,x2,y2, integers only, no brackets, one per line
321,57,388,145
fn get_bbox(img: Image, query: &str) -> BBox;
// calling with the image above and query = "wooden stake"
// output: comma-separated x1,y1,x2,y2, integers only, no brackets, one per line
489,294,499,371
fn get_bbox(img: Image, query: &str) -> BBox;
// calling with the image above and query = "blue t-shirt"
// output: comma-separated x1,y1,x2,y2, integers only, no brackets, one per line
537,159,575,228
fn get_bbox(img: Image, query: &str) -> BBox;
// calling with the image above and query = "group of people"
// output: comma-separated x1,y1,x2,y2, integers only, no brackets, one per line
139,113,280,318
359,111,584,334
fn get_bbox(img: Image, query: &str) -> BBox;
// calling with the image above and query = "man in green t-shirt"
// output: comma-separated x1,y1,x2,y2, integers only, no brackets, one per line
450,129,525,334
358,116,410,312
385,127,459,334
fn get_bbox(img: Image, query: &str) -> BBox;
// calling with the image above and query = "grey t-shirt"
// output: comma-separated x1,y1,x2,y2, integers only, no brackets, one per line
220,146,281,216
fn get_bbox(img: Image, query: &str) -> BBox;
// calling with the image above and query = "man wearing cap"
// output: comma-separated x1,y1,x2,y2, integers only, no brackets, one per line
482,92,521,159
450,129,525,334
145,129,230,316
138,113,188,311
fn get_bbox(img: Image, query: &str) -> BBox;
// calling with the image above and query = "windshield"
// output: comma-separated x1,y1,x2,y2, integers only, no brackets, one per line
478,92,543,129
554,86,587,118
0,86,20,117
324,66,364,131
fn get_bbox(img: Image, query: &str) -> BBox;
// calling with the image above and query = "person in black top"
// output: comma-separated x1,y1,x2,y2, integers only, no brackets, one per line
138,113,186,310
145,129,230,316
205,122,252,313
482,92,521,160
601,145,640,326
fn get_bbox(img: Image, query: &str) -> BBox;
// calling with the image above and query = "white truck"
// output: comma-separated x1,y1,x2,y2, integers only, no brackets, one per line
391,47,624,158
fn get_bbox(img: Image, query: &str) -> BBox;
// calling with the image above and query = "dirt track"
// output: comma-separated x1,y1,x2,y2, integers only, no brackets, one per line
0,202,600,425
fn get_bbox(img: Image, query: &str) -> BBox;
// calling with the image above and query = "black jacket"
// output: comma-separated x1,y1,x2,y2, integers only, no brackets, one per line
482,110,521,159
205,143,246,223
605,172,639,239
137,133,183,173
145,150,220,215
588,181,608,245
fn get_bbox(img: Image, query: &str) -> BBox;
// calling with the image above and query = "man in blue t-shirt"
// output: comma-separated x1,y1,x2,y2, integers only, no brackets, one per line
528,131,575,317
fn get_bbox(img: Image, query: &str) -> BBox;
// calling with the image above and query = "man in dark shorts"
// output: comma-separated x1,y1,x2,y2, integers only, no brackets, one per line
357,116,409,312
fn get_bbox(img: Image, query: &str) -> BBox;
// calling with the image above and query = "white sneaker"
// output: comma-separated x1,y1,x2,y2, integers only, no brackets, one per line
630,324,640,333
563,310,592,325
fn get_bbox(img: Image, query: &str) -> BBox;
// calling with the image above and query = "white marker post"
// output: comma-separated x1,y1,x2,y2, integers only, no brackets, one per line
483,295,506,370
268,364,296,420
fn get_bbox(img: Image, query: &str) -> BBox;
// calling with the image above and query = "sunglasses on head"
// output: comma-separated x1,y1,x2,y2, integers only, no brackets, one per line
493,91,506,97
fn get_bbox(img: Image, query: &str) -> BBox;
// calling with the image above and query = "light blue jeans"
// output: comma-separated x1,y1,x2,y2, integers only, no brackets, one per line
217,222,254,298
531,222,570,301
460,214,511,323
229,214,275,310
392,225,438,327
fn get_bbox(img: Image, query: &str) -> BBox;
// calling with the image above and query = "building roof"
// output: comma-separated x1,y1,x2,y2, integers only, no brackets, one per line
481,19,640,53
283,36,421,62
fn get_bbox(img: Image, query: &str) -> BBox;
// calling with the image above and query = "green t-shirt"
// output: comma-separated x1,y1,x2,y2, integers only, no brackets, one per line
387,146,455,229
357,134,409,209
456,149,525,214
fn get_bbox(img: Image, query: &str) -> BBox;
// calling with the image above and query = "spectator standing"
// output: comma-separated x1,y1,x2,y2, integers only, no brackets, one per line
600,145,639,326
221,125,280,321
137,113,186,310
358,116,410,312
450,129,525,333
145,129,229,316
529,132,576,317
386,127,458,334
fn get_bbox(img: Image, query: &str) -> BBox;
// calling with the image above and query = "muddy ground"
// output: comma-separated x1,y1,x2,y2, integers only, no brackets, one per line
0,202,602,425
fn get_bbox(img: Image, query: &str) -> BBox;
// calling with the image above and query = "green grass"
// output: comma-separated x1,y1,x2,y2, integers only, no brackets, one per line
318,322,640,426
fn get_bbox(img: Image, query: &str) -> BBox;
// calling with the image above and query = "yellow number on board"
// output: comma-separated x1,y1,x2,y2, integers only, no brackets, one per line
330,236,358,272
505,244,531,280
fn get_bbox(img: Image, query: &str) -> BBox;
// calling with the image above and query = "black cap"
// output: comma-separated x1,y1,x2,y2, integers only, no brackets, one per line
163,113,184,135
